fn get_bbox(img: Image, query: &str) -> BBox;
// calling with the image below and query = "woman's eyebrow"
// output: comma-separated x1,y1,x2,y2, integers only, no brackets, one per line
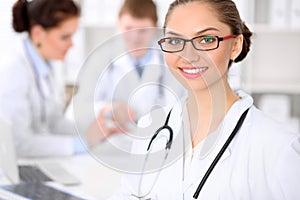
195,27,220,35
165,31,183,36
165,27,220,37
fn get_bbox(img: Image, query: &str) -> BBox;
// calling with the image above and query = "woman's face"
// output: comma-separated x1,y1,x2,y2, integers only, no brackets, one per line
164,2,241,92
38,17,79,60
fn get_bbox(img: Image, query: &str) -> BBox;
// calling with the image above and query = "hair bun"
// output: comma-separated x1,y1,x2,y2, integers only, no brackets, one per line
234,22,252,63
12,0,30,32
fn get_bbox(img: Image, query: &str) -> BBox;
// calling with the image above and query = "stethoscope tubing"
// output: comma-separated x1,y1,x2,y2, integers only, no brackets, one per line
193,108,250,199
23,40,47,123
136,105,250,199
147,109,173,151
132,148,169,199
132,109,173,199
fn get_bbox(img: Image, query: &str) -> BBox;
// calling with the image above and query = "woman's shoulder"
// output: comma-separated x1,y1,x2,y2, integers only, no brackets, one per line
240,107,300,198
248,106,298,137
0,42,33,90
0,40,30,74
245,106,299,162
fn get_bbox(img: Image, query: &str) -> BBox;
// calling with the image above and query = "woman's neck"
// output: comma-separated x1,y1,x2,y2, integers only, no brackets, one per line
186,80,239,147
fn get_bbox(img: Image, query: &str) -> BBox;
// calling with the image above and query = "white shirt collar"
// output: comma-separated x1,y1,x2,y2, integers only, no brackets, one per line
24,37,51,78
171,90,253,159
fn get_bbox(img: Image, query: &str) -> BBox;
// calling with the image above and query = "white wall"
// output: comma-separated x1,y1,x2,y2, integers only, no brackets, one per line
1,0,300,131
0,0,17,56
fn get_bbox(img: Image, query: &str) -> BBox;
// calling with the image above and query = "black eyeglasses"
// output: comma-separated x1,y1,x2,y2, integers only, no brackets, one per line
157,34,236,53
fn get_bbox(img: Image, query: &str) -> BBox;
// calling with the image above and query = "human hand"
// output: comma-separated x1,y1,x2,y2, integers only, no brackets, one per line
85,102,135,148
102,102,135,132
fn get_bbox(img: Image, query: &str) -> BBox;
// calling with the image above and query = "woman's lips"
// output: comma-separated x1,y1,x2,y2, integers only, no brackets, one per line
178,66,208,79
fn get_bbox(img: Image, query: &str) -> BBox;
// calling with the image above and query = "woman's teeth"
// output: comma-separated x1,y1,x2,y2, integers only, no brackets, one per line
182,67,206,74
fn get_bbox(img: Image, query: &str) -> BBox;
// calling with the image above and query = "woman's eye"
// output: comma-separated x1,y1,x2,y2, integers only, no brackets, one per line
201,36,215,44
168,38,182,45
60,34,71,41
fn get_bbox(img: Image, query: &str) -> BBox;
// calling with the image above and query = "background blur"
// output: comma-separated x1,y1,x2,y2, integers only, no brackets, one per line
1,0,300,132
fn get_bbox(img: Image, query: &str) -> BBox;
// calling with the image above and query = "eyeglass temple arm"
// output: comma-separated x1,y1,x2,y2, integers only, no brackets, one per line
219,34,236,41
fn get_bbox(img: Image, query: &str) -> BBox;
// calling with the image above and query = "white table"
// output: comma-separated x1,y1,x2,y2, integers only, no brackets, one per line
17,153,123,200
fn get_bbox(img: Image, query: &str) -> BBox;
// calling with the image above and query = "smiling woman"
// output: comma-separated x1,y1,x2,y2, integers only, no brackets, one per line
0,0,95,158
107,0,300,199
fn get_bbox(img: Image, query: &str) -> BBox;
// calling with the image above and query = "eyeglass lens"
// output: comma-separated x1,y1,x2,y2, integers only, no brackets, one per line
159,36,219,52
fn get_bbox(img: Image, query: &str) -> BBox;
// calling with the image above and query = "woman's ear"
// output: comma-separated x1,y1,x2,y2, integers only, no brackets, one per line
30,25,46,48
230,34,243,61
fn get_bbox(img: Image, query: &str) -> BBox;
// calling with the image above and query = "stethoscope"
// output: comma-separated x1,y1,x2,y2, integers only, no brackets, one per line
24,39,54,124
132,107,249,199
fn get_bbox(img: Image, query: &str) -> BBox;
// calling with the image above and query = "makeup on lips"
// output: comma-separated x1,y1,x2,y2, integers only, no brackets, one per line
178,66,208,79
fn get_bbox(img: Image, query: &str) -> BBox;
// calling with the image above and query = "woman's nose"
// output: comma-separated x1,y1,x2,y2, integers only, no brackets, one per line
179,42,201,63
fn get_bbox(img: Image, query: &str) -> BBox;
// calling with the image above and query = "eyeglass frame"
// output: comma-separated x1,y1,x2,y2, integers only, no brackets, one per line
157,34,236,53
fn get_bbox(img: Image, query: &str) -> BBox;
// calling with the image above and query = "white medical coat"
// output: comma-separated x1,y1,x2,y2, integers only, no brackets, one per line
109,91,300,200
0,36,76,157
68,47,186,139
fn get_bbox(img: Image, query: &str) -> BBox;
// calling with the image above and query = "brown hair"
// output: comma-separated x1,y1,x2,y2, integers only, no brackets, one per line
164,0,252,63
12,0,80,33
118,0,158,25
